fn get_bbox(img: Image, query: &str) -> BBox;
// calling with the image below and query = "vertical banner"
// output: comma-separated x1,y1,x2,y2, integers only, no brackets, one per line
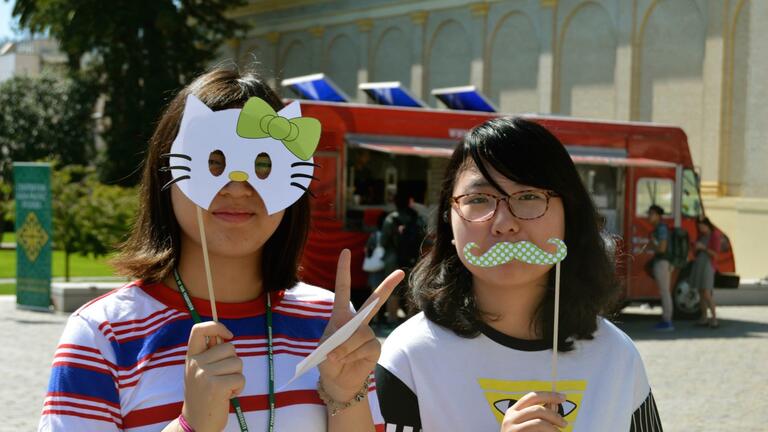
13,162,53,311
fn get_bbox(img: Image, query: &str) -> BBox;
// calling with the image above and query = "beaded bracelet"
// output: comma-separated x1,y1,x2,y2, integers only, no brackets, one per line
178,413,195,432
317,375,372,416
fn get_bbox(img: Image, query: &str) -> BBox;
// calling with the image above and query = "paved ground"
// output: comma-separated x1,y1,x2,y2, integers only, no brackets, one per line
2,296,766,431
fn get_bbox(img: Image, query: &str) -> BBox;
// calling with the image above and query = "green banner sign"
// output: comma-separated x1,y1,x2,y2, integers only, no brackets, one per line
14,162,53,311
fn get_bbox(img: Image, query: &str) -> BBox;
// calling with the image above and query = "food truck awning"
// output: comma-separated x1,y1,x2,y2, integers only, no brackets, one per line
356,142,454,158
347,134,459,158
349,135,678,168
570,155,678,169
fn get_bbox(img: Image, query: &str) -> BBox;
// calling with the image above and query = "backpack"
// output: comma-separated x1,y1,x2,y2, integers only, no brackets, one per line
393,210,425,268
665,226,690,268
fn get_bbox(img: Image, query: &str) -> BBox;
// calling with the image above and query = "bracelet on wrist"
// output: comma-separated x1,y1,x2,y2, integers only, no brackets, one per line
178,413,195,432
317,375,372,416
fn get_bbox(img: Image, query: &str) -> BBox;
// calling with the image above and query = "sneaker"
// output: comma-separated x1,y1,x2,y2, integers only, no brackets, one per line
653,321,675,331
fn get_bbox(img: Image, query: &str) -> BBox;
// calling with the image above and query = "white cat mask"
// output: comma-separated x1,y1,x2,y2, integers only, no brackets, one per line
162,95,321,214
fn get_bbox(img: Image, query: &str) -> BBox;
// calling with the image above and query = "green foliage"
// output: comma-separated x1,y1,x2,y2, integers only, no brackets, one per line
13,0,247,185
52,164,137,279
0,72,98,238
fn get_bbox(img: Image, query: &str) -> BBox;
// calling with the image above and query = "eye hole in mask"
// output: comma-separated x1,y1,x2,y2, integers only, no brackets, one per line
208,150,226,177
255,152,272,179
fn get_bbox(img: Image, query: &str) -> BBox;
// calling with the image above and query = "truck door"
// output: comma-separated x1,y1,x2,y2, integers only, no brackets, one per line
628,167,677,300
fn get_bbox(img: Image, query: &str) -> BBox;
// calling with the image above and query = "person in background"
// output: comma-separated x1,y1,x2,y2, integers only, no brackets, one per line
365,212,388,322
380,191,426,327
647,204,674,331
691,217,722,328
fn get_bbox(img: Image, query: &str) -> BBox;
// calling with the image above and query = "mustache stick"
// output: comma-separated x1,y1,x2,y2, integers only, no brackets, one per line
552,261,561,394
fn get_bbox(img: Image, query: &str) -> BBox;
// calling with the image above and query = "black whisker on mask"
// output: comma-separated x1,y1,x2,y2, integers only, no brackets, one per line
159,166,192,172
291,161,320,168
161,175,190,191
160,153,192,161
290,173,318,181
291,182,316,198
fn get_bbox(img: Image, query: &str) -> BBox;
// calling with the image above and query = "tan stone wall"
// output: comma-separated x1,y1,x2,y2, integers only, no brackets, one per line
704,196,768,281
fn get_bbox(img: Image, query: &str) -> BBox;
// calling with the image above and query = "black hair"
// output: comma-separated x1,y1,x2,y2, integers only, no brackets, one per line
410,117,619,351
648,205,665,216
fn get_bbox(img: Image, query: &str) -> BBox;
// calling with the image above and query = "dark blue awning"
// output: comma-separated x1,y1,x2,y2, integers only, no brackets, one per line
281,73,350,102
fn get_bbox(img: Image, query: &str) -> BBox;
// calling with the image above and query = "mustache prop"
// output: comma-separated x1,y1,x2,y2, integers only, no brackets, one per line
463,238,568,268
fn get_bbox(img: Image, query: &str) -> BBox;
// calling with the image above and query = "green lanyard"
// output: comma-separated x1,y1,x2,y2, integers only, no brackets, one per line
174,269,276,432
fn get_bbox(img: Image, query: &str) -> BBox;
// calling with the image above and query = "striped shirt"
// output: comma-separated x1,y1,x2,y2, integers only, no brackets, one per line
38,280,383,431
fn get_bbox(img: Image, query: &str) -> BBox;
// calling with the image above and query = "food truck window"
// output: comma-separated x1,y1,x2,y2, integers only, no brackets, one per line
635,177,673,217
576,165,623,234
681,169,702,218
346,147,431,231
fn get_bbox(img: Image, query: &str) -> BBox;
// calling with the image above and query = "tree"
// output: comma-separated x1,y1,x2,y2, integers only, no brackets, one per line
12,0,247,185
52,165,137,280
0,72,98,242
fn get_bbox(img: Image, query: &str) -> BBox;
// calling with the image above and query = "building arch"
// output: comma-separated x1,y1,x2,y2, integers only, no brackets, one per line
636,0,705,164
324,33,359,100
371,25,411,87
488,11,540,113
425,19,471,106
556,1,617,118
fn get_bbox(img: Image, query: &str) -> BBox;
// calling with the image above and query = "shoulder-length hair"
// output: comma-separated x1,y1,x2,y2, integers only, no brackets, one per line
111,68,311,291
410,117,618,351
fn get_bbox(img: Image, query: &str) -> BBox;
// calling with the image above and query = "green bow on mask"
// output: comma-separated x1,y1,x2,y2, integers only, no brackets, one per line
236,97,321,161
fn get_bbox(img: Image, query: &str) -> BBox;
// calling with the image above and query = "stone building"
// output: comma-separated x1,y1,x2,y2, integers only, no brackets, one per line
222,0,767,280
0,38,66,82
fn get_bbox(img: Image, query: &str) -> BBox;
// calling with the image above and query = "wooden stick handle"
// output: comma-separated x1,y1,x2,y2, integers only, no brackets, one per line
196,206,219,323
551,261,561,393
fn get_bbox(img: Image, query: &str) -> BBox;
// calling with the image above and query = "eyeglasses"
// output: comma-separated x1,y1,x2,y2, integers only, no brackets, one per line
451,190,559,222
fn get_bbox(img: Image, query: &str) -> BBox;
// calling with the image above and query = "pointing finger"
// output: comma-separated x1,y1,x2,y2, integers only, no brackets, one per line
332,249,352,318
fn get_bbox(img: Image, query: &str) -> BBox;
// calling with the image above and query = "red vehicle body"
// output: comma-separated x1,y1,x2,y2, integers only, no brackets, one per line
296,101,738,317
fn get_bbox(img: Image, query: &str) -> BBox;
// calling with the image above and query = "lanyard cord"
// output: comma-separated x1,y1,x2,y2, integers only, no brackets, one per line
174,269,276,432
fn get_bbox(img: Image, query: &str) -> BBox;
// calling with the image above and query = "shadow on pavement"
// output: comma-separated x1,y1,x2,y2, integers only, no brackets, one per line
612,310,768,341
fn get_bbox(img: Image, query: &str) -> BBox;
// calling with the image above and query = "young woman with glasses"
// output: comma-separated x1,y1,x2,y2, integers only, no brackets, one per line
376,117,663,431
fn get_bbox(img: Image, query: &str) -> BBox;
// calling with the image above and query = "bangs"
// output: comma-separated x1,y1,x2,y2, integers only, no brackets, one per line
462,118,568,195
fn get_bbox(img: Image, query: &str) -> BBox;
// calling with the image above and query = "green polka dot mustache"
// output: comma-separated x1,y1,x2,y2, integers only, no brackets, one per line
463,238,568,267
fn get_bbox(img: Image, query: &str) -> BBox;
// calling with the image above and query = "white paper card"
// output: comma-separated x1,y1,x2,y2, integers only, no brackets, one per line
279,298,379,390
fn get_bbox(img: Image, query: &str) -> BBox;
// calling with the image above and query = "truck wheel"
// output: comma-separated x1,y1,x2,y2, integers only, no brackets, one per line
673,278,701,320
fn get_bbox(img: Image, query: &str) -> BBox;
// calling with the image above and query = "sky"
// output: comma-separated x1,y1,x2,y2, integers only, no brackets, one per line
0,0,18,41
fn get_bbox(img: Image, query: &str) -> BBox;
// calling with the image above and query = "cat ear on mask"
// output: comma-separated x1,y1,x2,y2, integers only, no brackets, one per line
278,100,302,119
179,94,213,135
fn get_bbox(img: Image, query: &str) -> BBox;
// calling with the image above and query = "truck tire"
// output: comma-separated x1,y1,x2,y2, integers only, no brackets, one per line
673,264,700,320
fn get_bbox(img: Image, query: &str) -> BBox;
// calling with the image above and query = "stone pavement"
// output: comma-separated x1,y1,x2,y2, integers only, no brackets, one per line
1,297,68,432
1,296,766,431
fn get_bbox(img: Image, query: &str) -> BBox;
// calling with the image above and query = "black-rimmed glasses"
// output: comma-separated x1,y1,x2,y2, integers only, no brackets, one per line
451,190,559,222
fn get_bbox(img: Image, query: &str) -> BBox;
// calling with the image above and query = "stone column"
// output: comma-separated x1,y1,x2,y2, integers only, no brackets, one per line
308,26,325,73
357,19,374,103
265,32,280,89
538,0,557,113
614,0,635,121
410,11,428,100
469,2,489,93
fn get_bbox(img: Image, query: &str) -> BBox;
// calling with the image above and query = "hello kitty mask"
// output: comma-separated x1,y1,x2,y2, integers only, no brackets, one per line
162,95,321,214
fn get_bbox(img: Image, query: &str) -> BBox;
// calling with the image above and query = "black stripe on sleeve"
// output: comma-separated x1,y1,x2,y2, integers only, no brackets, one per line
630,391,663,432
375,364,422,432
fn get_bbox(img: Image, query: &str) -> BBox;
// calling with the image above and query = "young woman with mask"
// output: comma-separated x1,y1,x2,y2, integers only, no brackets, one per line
39,68,403,432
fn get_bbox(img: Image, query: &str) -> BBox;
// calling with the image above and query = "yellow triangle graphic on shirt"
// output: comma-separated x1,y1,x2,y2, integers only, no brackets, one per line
477,379,588,431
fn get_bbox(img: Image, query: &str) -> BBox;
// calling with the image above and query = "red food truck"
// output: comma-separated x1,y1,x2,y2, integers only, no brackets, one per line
295,100,738,318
